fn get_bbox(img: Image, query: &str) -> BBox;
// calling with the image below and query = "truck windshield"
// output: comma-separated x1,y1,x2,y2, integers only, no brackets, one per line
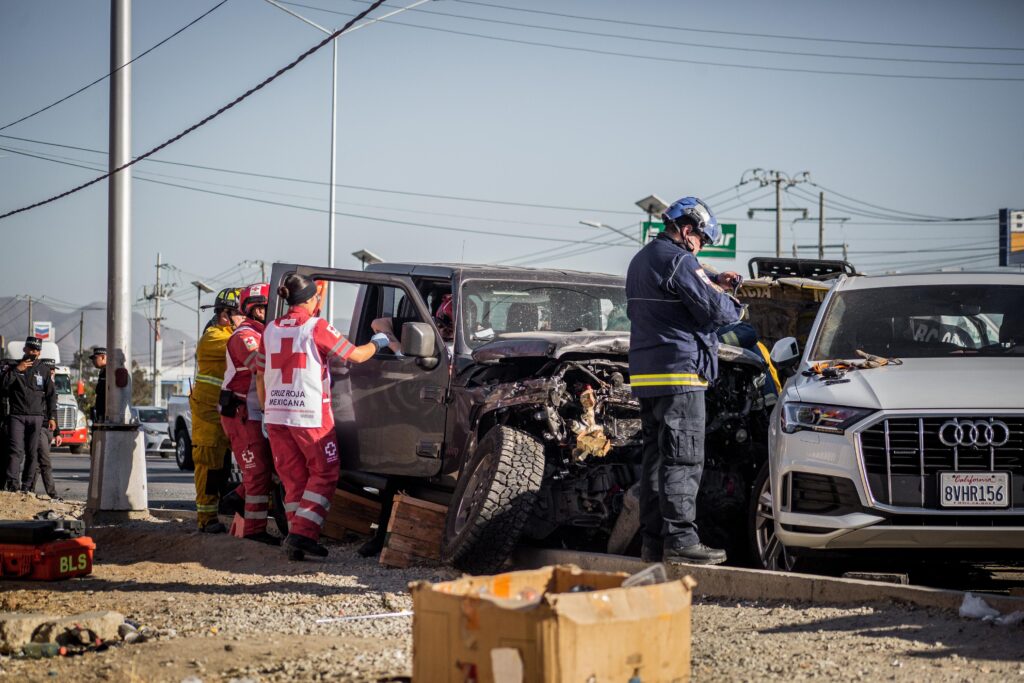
53,374,72,394
811,284,1024,359
136,408,168,423
461,279,629,346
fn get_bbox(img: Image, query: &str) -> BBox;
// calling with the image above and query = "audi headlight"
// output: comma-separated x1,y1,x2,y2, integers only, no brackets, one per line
781,402,873,435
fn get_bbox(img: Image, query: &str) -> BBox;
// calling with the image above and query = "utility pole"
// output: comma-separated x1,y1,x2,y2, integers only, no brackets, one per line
818,192,825,260
77,311,84,382
146,252,170,407
742,169,812,257
27,296,32,337
88,0,147,520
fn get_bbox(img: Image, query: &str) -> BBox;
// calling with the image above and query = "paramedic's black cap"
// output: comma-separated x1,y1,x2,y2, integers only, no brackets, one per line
90,346,107,357
24,337,43,350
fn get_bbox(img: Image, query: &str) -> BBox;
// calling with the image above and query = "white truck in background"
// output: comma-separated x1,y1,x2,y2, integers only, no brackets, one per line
4,340,90,453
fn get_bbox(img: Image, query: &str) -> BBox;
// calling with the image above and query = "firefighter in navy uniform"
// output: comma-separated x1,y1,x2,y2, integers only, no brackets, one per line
626,196,743,565
0,337,57,491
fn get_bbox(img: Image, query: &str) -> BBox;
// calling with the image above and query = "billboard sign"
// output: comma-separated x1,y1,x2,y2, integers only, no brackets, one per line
999,208,1024,267
642,222,737,258
32,321,53,341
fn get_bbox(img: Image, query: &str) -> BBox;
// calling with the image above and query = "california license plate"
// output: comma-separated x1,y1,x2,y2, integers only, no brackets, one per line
939,472,1010,508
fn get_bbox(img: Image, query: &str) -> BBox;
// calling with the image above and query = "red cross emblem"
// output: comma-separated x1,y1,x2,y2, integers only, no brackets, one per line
270,337,306,384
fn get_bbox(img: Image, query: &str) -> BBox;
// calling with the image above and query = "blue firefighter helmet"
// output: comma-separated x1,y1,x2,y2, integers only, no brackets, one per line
662,196,722,246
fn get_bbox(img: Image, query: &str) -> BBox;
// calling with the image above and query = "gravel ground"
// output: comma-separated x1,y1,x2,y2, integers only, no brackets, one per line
1,492,1023,682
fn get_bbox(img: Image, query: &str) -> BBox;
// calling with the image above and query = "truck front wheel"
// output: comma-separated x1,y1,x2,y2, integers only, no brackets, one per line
68,444,83,455
441,425,545,574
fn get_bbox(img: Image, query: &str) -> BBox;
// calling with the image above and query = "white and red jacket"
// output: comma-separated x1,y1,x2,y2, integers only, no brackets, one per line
256,307,355,429
222,319,265,418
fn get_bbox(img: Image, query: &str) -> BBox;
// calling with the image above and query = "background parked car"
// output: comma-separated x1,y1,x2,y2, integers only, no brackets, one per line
130,405,173,456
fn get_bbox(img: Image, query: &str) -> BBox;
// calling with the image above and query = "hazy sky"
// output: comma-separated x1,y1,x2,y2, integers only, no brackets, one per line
1,0,1021,343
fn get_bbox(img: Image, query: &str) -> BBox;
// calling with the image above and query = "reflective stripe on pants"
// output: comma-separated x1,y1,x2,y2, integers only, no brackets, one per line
221,405,273,536
266,417,339,542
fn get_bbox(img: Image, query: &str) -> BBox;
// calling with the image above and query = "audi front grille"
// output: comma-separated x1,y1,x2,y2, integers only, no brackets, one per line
857,416,1024,509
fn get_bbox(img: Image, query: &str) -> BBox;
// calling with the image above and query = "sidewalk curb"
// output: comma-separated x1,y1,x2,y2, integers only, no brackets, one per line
513,548,1024,615
149,507,197,522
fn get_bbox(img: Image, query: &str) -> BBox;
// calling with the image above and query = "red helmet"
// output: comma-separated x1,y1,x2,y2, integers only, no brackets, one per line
435,294,453,326
241,283,269,317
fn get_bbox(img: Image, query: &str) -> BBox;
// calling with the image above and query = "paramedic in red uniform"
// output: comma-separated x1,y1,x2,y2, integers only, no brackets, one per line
219,283,280,546
255,274,389,560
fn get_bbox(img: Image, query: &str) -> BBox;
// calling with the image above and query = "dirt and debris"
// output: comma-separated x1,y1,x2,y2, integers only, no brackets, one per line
1,492,1023,682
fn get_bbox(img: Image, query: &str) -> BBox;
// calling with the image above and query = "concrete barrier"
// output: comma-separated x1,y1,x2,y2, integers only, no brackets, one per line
513,547,1024,615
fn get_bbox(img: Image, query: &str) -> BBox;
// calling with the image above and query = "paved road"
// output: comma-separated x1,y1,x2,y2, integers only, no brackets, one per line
42,447,195,511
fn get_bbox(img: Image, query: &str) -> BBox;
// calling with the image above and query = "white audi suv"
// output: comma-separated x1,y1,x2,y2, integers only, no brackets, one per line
766,271,1024,565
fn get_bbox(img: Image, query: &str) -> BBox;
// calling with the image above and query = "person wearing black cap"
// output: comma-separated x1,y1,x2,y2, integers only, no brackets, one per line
0,337,57,491
90,346,107,423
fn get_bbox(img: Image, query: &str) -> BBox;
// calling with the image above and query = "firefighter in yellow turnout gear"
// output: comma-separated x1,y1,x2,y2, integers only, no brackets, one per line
191,287,244,532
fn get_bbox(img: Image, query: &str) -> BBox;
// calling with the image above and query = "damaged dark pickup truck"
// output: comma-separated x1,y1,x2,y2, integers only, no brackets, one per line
266,259,840,573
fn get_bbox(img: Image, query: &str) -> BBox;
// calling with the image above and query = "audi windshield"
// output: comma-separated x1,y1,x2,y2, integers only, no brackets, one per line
811,284,1024,359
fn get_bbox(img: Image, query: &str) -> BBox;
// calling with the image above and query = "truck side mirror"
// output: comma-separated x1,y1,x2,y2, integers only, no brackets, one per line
401,322,438,368
770,337,800,368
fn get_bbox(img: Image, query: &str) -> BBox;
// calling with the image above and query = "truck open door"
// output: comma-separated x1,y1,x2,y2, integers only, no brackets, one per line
267,263,449,479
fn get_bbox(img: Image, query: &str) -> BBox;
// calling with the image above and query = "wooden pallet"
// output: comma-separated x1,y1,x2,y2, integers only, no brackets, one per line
379,494,447,568
320,490,382,541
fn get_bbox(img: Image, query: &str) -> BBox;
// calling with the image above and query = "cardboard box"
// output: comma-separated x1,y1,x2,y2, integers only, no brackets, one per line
379,494,446,569
411,564,696,683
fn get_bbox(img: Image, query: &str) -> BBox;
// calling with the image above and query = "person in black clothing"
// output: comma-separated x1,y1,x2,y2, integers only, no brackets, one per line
90,346,107,423
22,366,61,498
0,337,57,491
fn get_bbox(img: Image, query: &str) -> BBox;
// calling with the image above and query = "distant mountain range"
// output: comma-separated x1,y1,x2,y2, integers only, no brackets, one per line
0,297,194,368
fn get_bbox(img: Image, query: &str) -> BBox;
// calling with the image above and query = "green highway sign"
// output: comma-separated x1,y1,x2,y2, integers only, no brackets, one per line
642,221,737,258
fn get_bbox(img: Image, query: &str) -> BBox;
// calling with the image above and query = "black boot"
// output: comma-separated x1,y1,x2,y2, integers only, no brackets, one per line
357,534,385,558
640,541,663,563
664,543,727,566
200,521,227,534
283,533,328,558
218,490,244,517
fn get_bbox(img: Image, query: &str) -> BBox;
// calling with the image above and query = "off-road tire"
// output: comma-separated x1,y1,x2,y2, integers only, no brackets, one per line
175,425,195,471
442,425,545,574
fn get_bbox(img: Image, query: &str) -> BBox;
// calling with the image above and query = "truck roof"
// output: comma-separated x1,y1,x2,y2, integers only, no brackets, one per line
365,262,625,286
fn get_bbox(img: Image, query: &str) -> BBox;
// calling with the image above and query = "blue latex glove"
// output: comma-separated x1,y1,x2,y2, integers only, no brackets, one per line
370,333,391,351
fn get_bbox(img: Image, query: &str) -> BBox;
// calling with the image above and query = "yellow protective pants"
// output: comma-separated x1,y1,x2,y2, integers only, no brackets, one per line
191,398,231,528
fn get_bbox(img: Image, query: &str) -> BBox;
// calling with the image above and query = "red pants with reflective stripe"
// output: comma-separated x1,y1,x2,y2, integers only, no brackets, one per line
220,405,273,536
266,416,339,541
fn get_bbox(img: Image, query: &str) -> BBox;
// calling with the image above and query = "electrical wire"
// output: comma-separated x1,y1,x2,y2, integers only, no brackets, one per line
450,0,1024,53
292,0,1024,67
0,145,644,247
290,5,1024,81
787,184,995,223
0,133,640,216
0,0,391,222
0,0,230,132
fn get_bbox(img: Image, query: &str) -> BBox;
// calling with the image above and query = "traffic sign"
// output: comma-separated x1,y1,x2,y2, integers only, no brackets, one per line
642,222,737,258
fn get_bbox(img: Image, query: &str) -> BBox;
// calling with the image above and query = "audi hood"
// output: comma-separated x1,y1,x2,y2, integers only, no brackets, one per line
790,357,1024,411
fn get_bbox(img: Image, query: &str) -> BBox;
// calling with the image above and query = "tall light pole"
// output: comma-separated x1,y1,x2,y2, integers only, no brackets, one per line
579,220,641,245
191,280,214,341
263,0,433,322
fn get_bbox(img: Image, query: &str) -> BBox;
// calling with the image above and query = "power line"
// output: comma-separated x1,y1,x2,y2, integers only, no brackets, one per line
0,0,391,222
291,0,1024,67
450,0,1024,53
0,133,640,216
285,12,1024,82
787,185,995,223
0,145,649,247
0,0,230,132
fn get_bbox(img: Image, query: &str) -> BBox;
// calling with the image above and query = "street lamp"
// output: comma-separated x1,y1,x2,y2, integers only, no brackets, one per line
263,0,433,322
634,194,669,220
191,280,214,341
579,220,641,245
352,249,384,270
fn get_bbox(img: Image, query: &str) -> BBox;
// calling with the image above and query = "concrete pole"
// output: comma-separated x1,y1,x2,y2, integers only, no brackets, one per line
88,0,147,518
774,173,782,258
818,192,825,260
27,296,32,337
153,252,163,407
77,311,84,383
